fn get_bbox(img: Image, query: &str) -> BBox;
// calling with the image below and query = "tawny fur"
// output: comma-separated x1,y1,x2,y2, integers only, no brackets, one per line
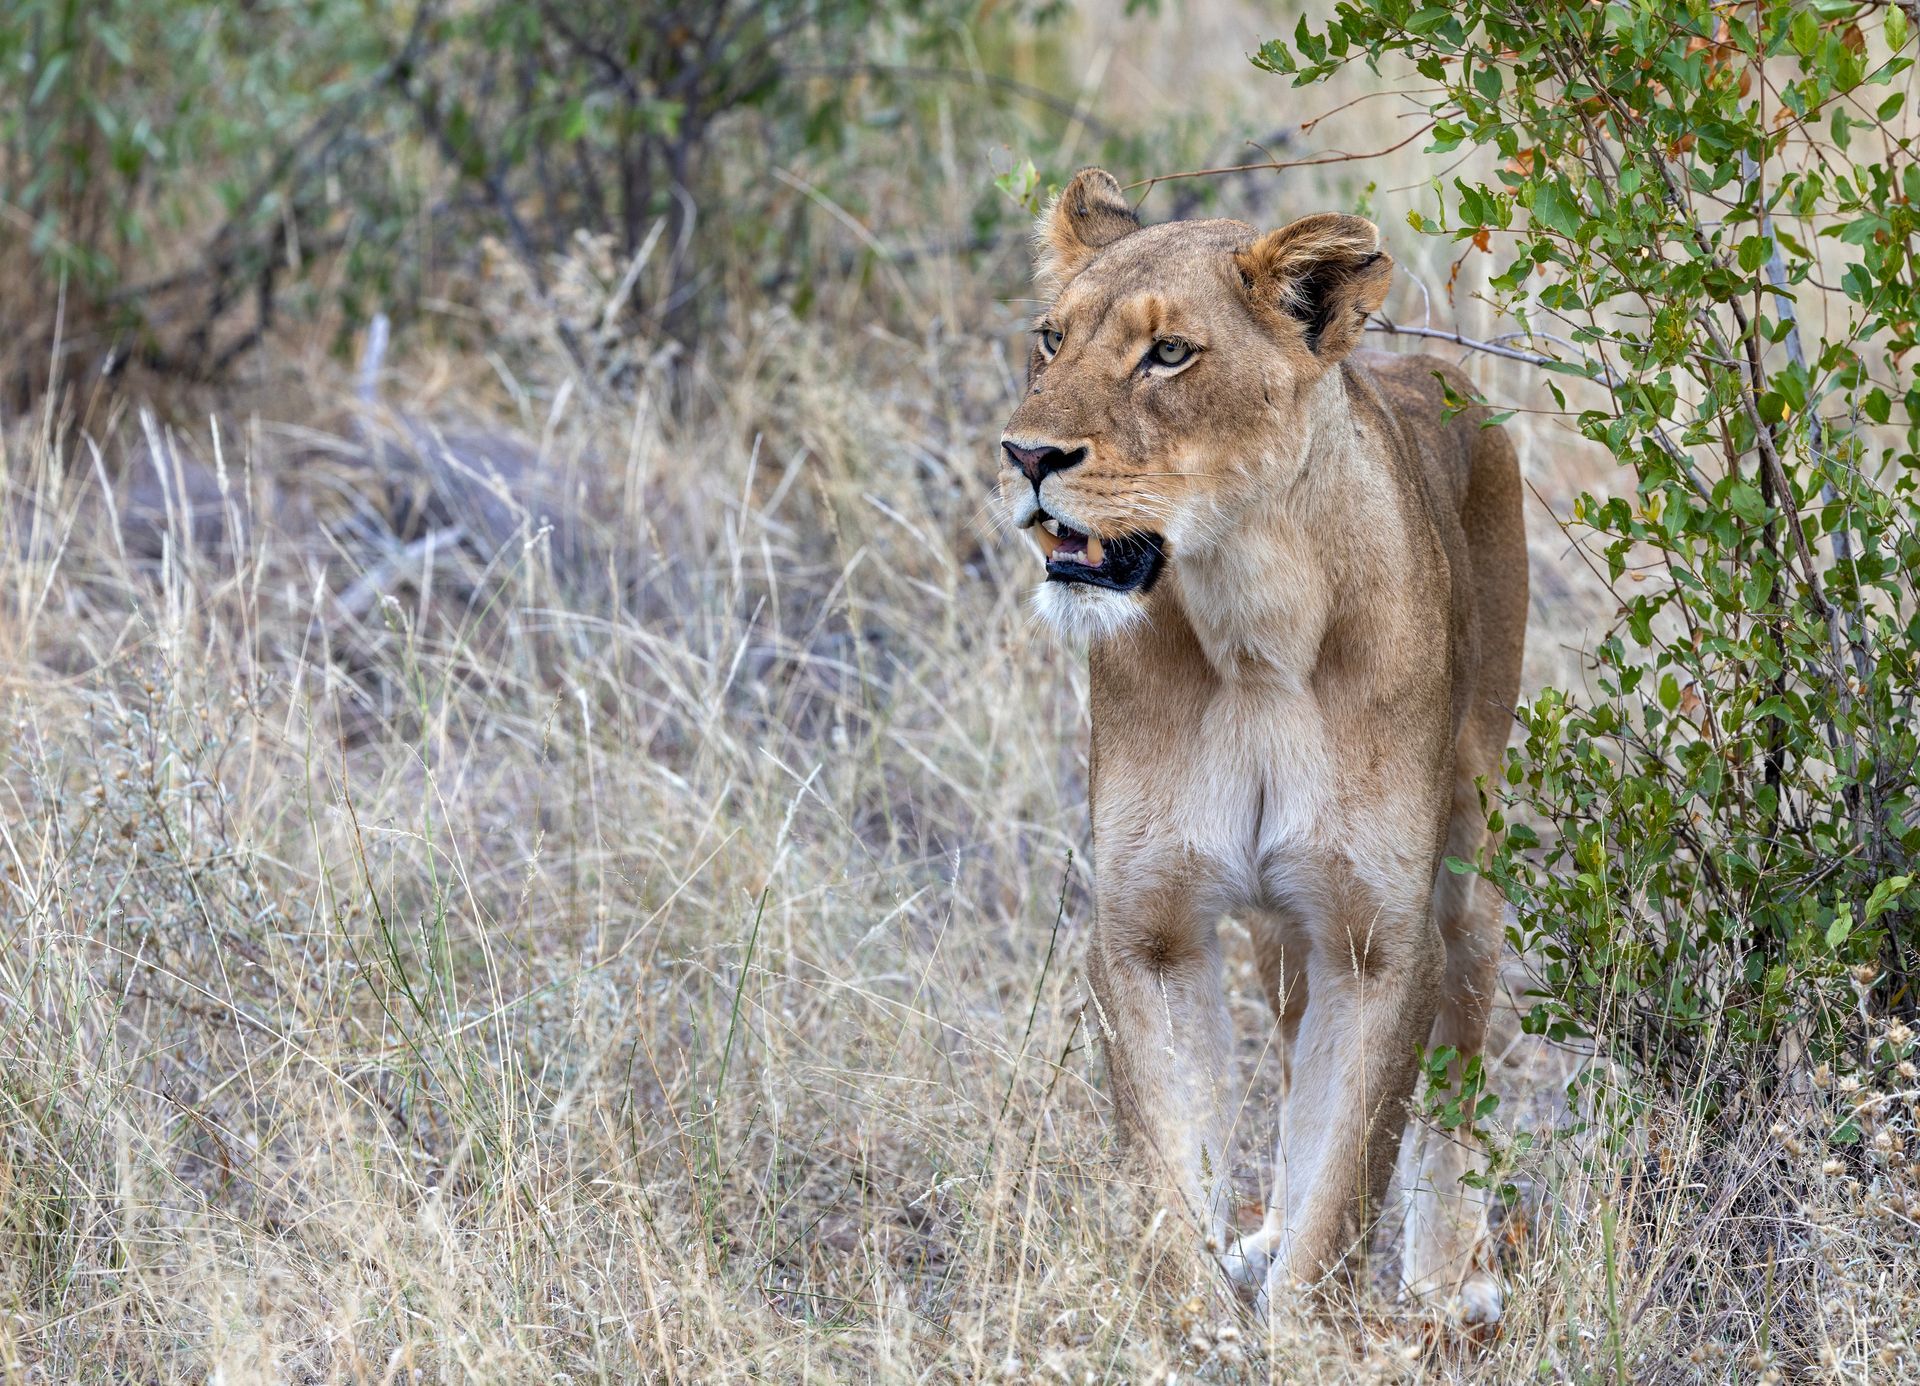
996,169,1528,1322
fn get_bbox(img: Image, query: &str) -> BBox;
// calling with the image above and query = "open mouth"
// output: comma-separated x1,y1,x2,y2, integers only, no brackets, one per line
1025,512,1165,593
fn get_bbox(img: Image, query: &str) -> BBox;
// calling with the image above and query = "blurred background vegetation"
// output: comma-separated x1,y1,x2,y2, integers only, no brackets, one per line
0,0,1217,405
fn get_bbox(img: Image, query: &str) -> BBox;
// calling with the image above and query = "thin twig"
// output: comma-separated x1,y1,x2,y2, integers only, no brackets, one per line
1123,121,1438,196
1366,319,1573,368
784,64,1121,141
1366,317,1712,500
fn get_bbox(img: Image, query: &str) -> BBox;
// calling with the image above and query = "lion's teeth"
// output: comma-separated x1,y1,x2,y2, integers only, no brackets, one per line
1085,534,1104,566
1034,526,1061,558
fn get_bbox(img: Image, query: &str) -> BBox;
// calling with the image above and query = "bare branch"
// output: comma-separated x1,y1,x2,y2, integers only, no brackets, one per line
1366,316,1713,501
1123,122,1438,197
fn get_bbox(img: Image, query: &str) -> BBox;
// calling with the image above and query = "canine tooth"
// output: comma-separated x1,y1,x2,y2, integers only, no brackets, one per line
1034,526,1061,558
1085,534,1104,566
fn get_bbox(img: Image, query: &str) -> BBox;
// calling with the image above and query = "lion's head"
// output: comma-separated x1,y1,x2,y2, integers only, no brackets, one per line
996,168,1395,642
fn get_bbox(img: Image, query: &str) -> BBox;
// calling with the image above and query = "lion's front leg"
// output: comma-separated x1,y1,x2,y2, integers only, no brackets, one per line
1085,877,1236,1274
1250,856,1444,1310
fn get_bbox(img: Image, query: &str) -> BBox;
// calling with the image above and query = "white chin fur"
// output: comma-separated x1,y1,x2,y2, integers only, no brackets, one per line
1029,580,1146,645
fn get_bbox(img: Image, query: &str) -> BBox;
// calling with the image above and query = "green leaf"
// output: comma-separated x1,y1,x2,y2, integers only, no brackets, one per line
1251,38,1298,74
1864,875,1914,924
1727,481,1769,523
993,158,1043,214
1531,179,1584,238
1790,10,1820,55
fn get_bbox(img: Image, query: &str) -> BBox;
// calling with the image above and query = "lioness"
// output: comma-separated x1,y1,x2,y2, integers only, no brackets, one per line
995,170,1526,1322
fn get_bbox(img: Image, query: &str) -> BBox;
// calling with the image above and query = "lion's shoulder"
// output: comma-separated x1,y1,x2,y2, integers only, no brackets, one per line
1344,349,1491,512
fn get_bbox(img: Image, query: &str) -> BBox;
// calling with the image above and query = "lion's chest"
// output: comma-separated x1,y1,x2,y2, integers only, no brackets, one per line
1091,677,1336,911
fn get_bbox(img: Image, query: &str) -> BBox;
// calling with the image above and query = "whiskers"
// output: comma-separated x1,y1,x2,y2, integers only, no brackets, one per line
968,487,1029,540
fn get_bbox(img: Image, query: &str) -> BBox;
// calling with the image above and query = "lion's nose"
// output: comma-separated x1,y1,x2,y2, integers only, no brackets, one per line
1002,441,1087,487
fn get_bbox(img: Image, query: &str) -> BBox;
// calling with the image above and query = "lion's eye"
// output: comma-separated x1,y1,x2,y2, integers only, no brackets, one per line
1150,338,1196,370
1038,327,1063,358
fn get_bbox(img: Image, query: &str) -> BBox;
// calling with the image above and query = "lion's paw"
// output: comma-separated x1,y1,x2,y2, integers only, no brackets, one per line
1453,1270,1503,1326
1406,1268,1504,1328
1218,1227,1280,1297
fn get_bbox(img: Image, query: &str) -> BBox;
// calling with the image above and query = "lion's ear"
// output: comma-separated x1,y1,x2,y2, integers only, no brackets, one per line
1235,214,1394,361
1034,169,1140,291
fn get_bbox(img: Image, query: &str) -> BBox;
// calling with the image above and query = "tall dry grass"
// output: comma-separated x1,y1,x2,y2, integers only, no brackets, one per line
2,4,1917,1382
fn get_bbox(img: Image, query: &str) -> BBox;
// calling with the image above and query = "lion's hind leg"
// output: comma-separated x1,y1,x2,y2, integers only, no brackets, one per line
1400,780,1506,1324
1400,404,1526,1325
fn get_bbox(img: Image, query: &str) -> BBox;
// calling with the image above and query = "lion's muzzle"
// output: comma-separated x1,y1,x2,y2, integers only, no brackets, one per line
1001,439,1087,487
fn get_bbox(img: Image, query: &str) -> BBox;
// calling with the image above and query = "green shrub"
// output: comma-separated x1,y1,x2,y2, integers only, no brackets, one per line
2,0,419,396
0,0,1054,396
1261,1,1918,1094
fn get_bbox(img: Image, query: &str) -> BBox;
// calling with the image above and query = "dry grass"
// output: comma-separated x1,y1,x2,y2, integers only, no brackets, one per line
2,5,1918,1382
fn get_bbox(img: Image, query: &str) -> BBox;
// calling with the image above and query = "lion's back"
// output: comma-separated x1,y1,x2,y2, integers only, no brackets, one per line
1348,348,1528,761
